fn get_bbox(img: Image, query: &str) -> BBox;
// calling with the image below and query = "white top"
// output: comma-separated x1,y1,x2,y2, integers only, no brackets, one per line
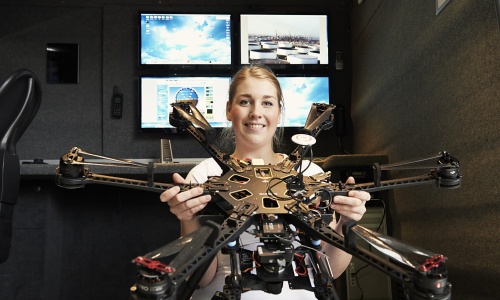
186,156,326,299
185,155,323,184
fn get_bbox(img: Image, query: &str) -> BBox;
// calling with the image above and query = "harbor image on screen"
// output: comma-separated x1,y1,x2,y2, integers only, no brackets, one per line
240,14,328,65
141,77,232,129
140,13,232,65
278,76,330,127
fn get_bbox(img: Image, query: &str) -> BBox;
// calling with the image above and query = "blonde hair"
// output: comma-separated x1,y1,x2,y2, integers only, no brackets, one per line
218,64,285,152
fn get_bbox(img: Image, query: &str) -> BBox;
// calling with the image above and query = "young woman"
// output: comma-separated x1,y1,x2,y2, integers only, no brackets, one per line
160,64,371,299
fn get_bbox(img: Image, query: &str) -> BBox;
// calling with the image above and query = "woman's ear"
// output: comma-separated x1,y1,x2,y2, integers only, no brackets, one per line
226,101,232,121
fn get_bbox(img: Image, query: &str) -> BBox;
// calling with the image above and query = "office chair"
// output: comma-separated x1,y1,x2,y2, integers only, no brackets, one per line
0,69,42,263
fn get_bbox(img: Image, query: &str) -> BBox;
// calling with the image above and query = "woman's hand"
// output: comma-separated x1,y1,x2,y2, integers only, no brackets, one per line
330,176,371,223
160,173,211,222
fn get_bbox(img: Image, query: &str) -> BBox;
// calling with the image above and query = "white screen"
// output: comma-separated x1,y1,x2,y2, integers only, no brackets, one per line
141,76,231,129
278,76,330,127
240,14,328,65
140,13,232,65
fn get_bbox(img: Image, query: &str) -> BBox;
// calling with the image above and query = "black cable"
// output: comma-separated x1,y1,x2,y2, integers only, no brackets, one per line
266,177,293,201
338,136,351,154
369,198,386,232
352,264,367,299
299,146,313,174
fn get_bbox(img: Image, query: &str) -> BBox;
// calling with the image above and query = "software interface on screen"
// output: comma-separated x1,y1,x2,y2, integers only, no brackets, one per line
141,77,232,129
240,14,328,65
140,13,232,65
140,76,329,130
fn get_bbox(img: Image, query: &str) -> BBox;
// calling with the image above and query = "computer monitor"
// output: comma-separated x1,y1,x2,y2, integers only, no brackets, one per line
139,12,233,68
277,75,330,127
140,76,232,131
139,75,330,132
240,14,329,68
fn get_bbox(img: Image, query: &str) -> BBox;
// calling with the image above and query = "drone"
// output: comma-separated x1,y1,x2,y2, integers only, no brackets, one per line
55,103,461,300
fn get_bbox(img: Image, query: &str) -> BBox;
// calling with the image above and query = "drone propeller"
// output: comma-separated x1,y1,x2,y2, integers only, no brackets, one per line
143,223,218,262
350,224,439,270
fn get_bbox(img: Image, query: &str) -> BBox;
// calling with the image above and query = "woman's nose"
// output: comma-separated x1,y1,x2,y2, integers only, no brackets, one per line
249,106,262,118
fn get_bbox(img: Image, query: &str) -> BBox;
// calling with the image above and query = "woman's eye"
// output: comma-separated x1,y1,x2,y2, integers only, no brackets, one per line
239,99,250,105
263,101,274,106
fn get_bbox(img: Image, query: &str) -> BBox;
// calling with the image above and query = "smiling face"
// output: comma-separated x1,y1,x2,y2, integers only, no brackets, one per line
227,76,281,156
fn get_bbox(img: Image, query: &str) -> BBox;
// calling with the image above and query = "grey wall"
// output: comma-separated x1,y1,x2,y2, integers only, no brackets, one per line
0,1,354,300
350,1,500,299
0,0,352,162
0,6,104,158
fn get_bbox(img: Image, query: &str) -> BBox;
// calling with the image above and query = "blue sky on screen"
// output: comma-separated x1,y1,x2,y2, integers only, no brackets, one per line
278,77,329,127
247,15,321,38
141,15,231,64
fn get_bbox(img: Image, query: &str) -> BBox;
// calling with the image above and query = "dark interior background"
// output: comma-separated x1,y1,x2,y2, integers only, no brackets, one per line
350,1,499,300
0,0,498,300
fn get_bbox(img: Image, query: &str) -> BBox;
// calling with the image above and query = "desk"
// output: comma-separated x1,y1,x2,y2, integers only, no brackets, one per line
21,161,198,177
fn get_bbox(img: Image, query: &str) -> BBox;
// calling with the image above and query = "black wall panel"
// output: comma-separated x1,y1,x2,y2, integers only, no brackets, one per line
0,1,352,162
0,6,103,160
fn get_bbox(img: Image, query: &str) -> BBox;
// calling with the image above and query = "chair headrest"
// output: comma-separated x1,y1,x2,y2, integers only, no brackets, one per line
0,69,42,155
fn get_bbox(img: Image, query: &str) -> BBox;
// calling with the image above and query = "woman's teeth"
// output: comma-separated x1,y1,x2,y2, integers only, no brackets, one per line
246,124,264,128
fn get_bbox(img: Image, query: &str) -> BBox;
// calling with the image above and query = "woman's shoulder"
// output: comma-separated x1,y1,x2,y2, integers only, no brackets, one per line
278,153,323,176
301,160,324,176
185,158,223,183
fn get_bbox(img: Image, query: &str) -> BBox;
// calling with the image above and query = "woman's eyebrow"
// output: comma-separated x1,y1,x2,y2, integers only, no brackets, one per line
236,93,277,101
237,93,253,98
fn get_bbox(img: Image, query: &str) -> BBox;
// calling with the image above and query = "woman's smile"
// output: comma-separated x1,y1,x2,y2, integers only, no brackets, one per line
245,123,265,129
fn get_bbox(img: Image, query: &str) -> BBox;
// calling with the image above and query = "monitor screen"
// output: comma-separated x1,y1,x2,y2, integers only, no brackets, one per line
140,75,330,132
139,12,232,67
278,76,330,127
140,76,232,130
240,14,329,67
